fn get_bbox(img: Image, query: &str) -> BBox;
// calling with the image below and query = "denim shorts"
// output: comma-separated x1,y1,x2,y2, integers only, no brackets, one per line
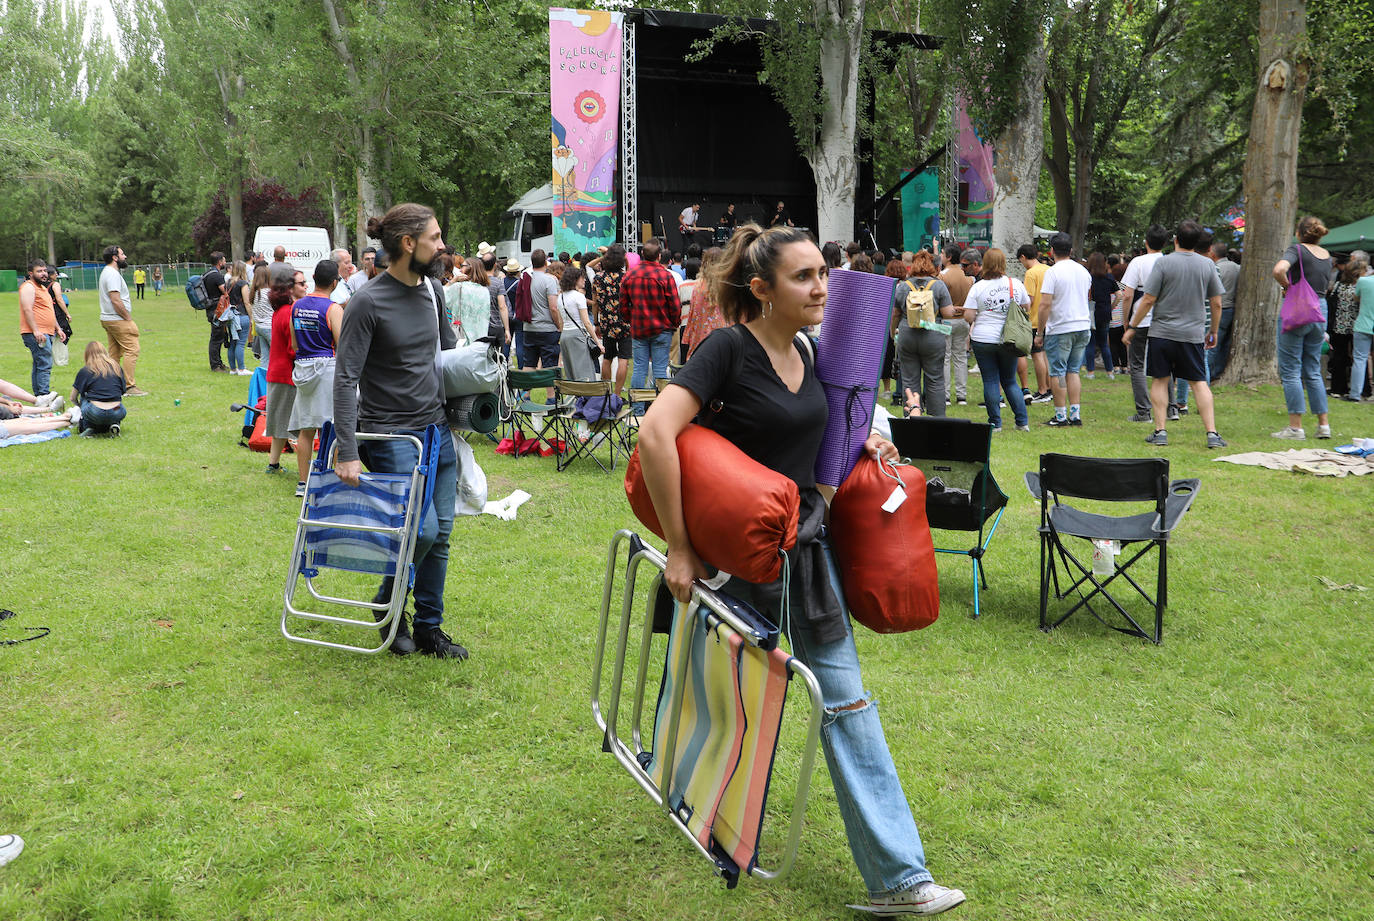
1044,329,1091,378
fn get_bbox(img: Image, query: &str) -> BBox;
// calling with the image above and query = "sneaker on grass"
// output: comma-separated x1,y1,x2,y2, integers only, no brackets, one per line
1317,424,1332,439
125,386,150,396
1206,431,1227,449
848,881,966,916
1127,412,1152,422
413,625,468,660
1145,429,1168,446
295,481,306,497
1272,426,1306,440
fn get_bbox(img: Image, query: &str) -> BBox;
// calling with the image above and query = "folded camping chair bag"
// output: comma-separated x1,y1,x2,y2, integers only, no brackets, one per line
624,424,799,584
830,455,940,632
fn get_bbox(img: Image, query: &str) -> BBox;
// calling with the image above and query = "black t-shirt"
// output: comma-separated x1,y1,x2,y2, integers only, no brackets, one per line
669,324,826,489
73,367,126,402
202,269,226,301
228,279,247,313
1090,273,1117,311
769,208,792,227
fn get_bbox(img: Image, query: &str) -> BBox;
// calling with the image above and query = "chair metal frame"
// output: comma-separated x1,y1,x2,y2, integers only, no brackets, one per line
281,431,429,654
591,529,824,887
1027,453,1199,645
553,379,634,472
888,417,1008,618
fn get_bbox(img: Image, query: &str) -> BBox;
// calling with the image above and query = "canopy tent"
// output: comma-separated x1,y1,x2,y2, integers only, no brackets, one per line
1321,215,1374,253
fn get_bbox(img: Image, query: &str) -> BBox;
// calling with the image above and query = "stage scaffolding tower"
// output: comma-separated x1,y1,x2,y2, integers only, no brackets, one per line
620,20,637,251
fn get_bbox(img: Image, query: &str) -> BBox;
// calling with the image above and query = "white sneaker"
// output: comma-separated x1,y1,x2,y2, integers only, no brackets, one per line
849,881,967,916
45,394,65,413
1272,426,1306,440
36,391,59,407
1317,424,1332,439
0,833,23,867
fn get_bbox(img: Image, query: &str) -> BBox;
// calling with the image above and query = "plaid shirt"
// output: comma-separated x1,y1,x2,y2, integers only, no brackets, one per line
620,260,680,339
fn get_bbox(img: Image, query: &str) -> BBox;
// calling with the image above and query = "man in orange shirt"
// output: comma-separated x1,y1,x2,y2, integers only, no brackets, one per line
18,259,67,399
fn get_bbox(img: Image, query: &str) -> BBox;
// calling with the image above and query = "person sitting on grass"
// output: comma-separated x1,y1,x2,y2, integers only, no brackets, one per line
0,377,63,412
68,341,128,436
0,401,78,439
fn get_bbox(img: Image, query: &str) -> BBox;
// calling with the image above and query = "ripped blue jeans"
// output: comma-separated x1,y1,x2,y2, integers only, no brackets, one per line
722,538,933,898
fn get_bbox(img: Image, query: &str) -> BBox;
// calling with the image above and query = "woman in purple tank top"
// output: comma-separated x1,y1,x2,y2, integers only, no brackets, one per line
288,260,345,489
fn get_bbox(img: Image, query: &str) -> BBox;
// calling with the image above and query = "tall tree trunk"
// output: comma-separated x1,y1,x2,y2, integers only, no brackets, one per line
1044,86,1072,233
322,0,383,240
1071,147,1093,256
225,75,246,263
1222,0,1309,386
329,176,349,253
810,0,865,244
45,189,56,266
993,34,1048,278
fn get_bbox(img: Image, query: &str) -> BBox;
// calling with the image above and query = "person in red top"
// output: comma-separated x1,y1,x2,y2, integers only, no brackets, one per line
264,272,303,479
621,240,680,413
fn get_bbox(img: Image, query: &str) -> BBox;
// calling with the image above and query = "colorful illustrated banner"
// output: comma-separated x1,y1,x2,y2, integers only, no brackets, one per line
952,96,994,245
549,8,622,254
900,168,940,253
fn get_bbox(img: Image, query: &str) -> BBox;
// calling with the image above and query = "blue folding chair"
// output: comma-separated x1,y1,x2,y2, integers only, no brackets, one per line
281,422,444,654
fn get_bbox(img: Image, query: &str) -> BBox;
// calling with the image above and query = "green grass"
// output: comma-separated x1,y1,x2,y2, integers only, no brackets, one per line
1,289,1372,920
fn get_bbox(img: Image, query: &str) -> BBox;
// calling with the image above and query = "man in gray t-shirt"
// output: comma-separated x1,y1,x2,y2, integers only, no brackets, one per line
1206,243,1241,380
522,249,563,370
1122,220,1226,448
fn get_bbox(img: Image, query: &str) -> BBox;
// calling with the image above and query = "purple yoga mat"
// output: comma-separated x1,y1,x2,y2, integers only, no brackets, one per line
814,268,897,486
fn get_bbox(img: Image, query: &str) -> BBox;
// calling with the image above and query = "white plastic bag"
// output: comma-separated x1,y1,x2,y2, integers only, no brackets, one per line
51,338,69,367
452,434,489,516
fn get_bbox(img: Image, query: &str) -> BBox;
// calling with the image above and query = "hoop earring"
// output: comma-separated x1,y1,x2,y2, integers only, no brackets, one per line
763,300,773,318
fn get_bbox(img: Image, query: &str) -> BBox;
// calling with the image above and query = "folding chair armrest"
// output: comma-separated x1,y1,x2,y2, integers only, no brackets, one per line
1024,471,1044,501
1160,478,1201,533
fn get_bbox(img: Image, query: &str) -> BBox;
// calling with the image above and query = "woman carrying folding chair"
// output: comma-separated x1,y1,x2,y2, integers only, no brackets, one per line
637,224,966,916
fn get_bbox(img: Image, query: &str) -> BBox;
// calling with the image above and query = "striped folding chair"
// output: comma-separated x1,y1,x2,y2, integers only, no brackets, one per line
592,530,823,888
281,423,443,654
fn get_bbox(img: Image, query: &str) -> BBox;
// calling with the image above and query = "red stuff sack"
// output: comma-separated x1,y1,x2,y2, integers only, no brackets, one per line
829,454,939,632
624,424,799,584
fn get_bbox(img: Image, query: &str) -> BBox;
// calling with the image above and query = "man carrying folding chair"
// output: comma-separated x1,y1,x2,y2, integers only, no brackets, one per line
333,203,468,660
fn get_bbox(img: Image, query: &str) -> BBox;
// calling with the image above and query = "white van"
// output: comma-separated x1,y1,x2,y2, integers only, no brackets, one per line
251,226,331,279
493,184,555,266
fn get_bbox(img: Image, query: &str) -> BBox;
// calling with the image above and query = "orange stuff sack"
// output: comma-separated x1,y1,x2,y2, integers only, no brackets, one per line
829,455,939,632
625,424,799,584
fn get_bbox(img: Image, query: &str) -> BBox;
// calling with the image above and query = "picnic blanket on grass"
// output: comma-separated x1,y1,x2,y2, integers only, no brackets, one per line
0,429,71,448
1213,448,1374,477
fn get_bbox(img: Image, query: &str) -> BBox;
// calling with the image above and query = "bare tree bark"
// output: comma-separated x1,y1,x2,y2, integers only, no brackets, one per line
321,0,383,242
811,0,865,244
329,175,349,253
1221,0,1309,386
993,33,1048,277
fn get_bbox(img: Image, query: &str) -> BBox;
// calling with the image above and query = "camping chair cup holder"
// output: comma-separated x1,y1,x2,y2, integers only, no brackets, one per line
281,427,440,654
887,417,1009,618
591,529,824,888
1025,453,1200,645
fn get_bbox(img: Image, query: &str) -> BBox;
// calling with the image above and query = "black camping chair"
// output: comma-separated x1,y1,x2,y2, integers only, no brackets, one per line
888,417,1008,617
1024,453,1199,644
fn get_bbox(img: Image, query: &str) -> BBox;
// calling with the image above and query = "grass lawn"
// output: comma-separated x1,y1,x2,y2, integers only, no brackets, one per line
1,289,1371,921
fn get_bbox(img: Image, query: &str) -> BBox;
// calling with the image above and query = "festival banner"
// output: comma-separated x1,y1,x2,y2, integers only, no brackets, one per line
900,168,940,253
952,96,994,246
549,8,622,254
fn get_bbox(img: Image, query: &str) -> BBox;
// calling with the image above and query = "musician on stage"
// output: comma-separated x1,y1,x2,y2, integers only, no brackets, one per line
678,203,703,251
769,200,794,228
717,203,737,231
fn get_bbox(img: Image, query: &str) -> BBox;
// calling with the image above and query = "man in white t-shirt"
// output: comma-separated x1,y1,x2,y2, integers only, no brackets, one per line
329,248,354,304
1036,232,1092,426
98,244,148,396
346,247,375,295
678,203,701,252
1119,225,1168,421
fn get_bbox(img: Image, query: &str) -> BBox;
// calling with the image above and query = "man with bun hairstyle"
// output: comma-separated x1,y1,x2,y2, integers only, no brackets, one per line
332,203,466,660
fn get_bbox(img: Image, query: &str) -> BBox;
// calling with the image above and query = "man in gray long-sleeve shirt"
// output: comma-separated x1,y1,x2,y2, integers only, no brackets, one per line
333,203,466,660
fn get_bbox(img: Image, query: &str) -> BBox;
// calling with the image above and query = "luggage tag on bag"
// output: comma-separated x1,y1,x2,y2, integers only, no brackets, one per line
877,456,906,513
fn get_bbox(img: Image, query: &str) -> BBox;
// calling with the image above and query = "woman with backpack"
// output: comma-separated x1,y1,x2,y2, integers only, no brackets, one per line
889,250,952,417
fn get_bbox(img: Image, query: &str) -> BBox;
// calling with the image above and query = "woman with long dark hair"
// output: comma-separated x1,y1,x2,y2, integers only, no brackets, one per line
637,223,966,916
590,244,630,392
1085,251,1117,378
